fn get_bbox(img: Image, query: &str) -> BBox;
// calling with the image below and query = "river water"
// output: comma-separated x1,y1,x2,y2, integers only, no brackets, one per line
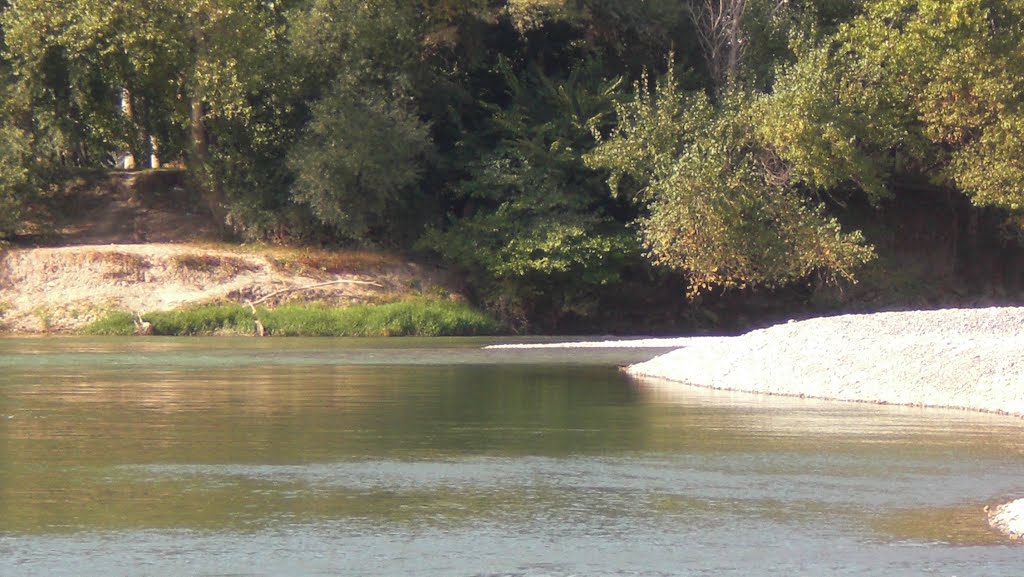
1,337,1022,576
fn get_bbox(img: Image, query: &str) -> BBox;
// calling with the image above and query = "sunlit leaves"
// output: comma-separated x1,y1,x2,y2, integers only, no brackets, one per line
825,0,1024,211
587,60,875,295
289,81,432,240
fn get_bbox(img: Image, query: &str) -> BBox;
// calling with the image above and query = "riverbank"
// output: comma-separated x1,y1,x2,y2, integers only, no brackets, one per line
625,307,1024,417
616,307,1024,541
0,243,467,334
494,309,1024,541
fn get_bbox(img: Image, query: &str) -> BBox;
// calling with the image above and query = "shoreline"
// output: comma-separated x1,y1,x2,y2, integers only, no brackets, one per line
499,307,1024,542
483,337,730,349
622,309,1024,419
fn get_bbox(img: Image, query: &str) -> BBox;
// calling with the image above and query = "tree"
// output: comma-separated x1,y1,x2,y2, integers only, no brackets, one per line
288,80,432,242
752,0,1024,213
586,65,875,294
422,60,638,328
0,124,29,238
0,0,291,225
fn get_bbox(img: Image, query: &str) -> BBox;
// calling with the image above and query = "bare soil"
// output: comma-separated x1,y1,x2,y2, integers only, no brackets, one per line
0,170,459,333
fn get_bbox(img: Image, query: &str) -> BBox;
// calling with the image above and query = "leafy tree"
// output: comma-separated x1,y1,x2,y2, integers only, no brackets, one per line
288,80,432,242
587,66,875,294
752,0,1024,213
422,60,638,328
847,0,1024,213
0,0,292,225
285,0,436,243
585,0,1024,297
0,123,29,238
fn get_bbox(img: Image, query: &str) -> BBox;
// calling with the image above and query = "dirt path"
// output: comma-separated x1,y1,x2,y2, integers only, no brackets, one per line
0,170,461,333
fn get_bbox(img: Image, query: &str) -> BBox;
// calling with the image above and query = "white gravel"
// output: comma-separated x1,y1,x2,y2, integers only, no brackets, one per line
626,307,1024,416
622,306,1024,541
988,499,1024,541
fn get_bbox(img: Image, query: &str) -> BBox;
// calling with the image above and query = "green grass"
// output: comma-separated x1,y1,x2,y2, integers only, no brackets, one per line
82,299,498,337
80,311,137,336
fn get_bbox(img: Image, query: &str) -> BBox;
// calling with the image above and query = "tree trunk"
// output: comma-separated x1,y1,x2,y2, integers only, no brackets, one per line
189,94,227,225
119,87,137,170
725,0,746,82
189,25,227,227
190,94,207,162
150,135,161,169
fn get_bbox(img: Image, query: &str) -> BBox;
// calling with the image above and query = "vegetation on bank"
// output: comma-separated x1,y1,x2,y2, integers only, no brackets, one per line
82,300,498,337
4,0,1024,331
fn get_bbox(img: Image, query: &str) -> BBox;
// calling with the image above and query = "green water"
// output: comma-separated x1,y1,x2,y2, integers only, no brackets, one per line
1,337,1023,576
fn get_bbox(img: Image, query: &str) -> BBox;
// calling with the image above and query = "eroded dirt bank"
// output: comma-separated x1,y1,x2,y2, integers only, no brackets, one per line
0,243,456,333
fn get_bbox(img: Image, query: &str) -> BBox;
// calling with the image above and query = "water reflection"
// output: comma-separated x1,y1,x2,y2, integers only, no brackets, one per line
1,338,1023,576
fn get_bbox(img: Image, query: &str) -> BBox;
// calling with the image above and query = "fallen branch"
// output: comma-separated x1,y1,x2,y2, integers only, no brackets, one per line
244,301,266,336
246,278,384,307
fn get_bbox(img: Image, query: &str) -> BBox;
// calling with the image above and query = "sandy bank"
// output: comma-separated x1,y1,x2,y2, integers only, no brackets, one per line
621,307,1024,540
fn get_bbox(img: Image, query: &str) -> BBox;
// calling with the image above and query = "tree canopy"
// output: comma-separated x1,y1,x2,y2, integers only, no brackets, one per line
3,0,1024,329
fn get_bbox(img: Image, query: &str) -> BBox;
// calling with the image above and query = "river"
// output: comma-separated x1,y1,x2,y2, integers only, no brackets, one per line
1,337,1022,576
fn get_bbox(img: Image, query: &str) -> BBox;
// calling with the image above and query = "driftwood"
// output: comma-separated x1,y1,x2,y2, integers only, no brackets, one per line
133,311,152,336
244,301,266,336
243,278,384,336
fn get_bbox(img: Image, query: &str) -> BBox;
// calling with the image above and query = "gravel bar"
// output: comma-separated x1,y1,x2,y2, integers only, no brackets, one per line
622,306,1024,540
626,307,1024,416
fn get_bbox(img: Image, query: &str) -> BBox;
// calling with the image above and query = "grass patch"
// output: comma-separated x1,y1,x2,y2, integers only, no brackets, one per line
262,300,498,337
82,299,498,337
80,311,136,336
148,304,256,335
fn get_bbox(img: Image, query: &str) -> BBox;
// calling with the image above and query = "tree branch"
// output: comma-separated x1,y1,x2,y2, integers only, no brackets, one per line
246,279,384,307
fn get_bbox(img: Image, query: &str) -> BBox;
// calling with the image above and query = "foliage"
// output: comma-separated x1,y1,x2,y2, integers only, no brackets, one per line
420,60,639,329
11,0,1024,330
0,123,28,237
0,0,296,229
829,0,1024,212
82,300,497,337
587,67,875,294
288,80,432,241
